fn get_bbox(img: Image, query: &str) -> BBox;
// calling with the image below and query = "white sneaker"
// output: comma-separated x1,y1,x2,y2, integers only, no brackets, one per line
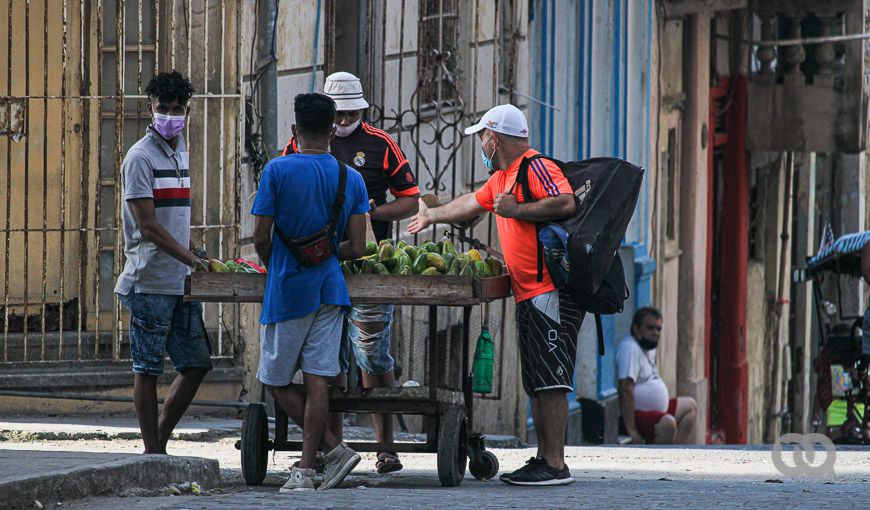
318,443,361,491
279,466,316,492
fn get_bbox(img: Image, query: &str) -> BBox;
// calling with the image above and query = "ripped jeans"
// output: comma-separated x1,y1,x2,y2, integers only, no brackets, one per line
340,304,395,375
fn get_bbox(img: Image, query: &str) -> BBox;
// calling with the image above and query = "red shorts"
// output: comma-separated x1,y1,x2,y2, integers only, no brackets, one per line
620,398,678,443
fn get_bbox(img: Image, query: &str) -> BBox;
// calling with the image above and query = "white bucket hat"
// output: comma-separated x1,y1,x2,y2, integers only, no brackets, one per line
464,104,529,137
323,72,369,111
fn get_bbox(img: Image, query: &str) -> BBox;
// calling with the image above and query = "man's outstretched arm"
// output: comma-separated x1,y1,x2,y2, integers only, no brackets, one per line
407,194,487,234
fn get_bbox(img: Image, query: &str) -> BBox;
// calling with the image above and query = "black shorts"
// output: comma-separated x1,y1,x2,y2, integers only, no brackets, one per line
516,290,584,396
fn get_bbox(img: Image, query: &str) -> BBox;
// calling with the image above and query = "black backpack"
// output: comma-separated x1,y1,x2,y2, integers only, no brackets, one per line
514,155,644,354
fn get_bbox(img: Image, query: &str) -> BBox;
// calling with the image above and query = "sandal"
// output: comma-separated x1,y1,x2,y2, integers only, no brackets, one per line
376,451,403,474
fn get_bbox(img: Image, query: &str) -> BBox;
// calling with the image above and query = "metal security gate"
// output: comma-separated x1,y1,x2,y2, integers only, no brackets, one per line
315,0,524,413
0,0,242,366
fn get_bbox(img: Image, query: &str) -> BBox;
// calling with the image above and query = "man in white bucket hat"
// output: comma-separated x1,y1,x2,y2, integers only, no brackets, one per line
283,71,419,474
409,104,581,486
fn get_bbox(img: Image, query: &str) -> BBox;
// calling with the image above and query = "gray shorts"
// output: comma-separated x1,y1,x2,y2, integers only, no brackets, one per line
258,304,345,386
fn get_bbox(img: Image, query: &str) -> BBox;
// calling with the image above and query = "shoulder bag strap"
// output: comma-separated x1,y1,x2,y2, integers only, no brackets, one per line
327,160,348,232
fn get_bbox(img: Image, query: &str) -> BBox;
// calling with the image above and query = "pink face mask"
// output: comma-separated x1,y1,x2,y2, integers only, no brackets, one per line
152,112,185,140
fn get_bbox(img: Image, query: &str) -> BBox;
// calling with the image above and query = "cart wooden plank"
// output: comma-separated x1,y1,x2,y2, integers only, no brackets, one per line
185,273,264,303
185,272,511,305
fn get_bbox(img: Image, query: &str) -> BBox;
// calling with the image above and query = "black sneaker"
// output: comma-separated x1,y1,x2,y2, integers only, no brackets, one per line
499,457,546,483
502,460,574,486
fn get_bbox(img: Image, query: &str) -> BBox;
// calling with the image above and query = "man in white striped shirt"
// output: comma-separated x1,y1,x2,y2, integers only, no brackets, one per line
115,70,212,455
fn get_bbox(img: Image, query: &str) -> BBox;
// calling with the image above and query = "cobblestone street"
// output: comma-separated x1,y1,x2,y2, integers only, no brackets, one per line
5,437,865,509
61,476,870,510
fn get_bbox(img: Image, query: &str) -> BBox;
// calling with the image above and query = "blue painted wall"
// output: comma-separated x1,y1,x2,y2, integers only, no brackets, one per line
529,0,657,409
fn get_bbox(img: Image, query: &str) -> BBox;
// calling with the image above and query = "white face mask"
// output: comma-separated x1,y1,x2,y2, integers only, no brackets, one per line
334,119,361,138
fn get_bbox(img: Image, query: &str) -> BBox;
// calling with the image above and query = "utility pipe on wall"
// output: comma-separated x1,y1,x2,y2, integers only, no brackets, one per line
257,0,278,157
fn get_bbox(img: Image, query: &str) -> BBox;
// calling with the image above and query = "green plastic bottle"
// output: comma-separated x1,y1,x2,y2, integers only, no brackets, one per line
472,327,494,394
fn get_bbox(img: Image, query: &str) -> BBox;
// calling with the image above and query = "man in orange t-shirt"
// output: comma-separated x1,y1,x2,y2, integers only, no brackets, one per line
409,104,582,486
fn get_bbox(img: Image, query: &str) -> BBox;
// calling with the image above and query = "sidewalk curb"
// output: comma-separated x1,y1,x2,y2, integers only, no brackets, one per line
0,428,238,442
0,455,220,510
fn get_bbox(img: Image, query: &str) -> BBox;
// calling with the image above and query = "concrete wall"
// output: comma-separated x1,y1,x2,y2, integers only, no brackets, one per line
676,13,711,445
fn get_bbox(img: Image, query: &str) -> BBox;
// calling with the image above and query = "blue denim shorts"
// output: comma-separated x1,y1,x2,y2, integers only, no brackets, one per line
119,293,213,376
340,304,395,375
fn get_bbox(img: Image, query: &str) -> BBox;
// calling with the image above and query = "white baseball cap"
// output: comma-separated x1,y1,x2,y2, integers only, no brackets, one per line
464,104,529,137
323,72,369,111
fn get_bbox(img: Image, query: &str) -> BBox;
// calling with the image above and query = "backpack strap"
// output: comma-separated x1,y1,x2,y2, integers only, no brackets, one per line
595,314,605,356
513,154,563,283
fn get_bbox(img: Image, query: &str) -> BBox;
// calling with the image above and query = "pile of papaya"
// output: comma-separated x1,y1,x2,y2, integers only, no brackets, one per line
192,258,267,274
341,239,504,277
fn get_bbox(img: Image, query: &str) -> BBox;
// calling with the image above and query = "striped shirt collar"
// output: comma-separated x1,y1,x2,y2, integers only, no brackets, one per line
146,125,187,158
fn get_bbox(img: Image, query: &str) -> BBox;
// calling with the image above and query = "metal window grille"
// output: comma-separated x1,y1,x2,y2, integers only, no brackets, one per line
0,0,242,366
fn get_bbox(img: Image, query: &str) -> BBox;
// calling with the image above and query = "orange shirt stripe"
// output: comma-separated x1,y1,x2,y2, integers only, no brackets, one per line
391,185,420,197
361,123,403,155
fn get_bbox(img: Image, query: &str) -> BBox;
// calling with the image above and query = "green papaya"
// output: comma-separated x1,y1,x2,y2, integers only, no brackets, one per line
378,243,394,261
475,260,489,277
379,239,396,249
436,241,444,254
442,253,456,270
381,258,399,272
361,259,378,275
209,259,230,272
373,262,390,275
403,246,418,261
397,240,408,250
421,267,439,276
425,253,446,271
442,240,457,257
486,257,503,276
457,253,471,265
392,259,409,275
365,241,378,256
459,262,475,276
446,258,461,275
412,254,429,274
393,254,412,274
399,265,413,275
420,241,439,253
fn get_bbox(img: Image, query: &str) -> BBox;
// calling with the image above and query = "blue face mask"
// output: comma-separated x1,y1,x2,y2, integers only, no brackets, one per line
480,136,495,171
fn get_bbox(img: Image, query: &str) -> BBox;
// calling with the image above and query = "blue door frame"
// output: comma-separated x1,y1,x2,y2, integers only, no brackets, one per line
528,0,656,425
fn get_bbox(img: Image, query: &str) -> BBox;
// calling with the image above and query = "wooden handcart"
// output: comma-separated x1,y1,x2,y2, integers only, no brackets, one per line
185,272,511,486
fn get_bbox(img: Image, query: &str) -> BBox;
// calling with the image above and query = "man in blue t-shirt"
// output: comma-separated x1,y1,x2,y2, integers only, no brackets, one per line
251,93,369,492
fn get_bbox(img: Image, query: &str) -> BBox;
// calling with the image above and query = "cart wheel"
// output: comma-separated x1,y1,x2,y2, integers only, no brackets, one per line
469,450,499,481
437,406,468,487
241,403,269,485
